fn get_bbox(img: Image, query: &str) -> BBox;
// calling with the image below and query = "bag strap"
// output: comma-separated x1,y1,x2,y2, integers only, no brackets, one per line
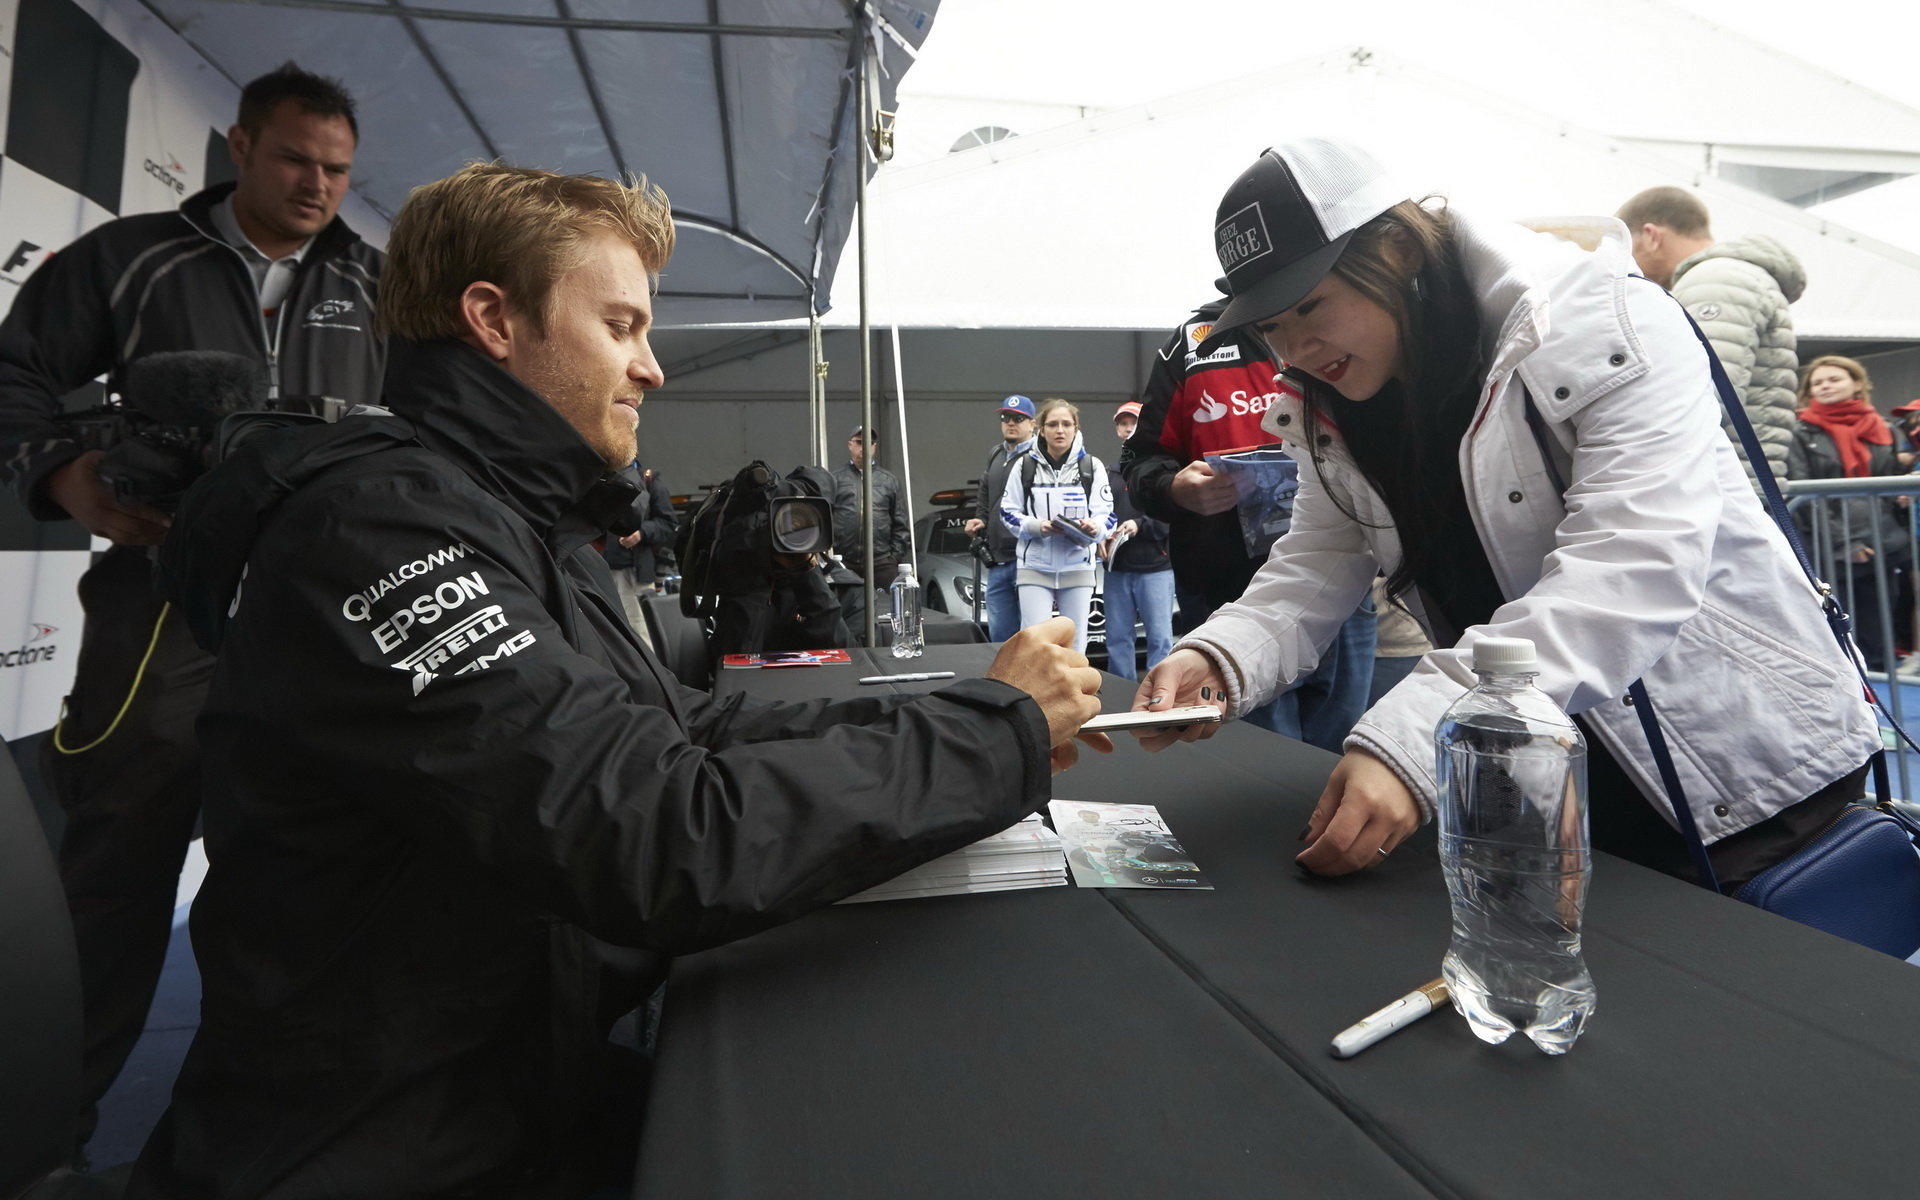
1020,451,1098,510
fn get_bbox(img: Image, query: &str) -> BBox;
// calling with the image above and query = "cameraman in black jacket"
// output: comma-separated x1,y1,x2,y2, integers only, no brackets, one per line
132,162,1103,1199
0,64,383,1148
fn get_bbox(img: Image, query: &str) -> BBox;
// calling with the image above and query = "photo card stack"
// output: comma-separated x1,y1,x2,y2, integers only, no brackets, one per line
839,813,1068,903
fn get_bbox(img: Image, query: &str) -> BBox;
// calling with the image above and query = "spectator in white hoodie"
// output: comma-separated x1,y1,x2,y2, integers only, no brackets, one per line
1000,398,1115,654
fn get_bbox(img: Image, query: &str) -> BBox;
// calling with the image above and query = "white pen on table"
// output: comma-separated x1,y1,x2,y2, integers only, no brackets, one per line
857,671,958,685
1329,977,1450,1058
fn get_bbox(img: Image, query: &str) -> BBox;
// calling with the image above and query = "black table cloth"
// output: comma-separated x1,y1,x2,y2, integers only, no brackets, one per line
639,647,1920,1198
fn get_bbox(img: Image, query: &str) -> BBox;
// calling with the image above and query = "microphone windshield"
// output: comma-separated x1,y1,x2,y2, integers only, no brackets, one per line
123,351,268,427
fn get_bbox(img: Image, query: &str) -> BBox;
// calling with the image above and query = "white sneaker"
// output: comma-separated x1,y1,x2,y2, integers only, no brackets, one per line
1898,653,1920,676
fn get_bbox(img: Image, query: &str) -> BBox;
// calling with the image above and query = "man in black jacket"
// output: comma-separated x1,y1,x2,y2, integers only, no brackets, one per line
0,63,383,1144
963,394,1038,640
830,425,913,589
132,162,1102,1199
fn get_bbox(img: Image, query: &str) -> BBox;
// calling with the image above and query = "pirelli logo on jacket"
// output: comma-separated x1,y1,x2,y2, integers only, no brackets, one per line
333,540,541,695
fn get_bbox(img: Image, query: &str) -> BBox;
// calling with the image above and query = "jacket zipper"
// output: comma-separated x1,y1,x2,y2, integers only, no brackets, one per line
185,209,291,398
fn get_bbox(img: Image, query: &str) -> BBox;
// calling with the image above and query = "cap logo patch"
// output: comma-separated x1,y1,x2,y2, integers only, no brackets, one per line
1216,202,1273,277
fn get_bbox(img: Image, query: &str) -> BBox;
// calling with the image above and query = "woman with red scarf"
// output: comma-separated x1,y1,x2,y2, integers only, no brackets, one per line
1788,354,1909,670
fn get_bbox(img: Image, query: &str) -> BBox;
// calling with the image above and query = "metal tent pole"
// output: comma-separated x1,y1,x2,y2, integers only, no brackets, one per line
856,25,878,648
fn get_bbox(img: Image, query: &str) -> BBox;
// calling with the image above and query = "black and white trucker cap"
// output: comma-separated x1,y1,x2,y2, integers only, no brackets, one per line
1198,137,1405,356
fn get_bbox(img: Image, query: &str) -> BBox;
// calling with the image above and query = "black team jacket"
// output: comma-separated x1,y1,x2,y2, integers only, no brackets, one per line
131,339,1050,1199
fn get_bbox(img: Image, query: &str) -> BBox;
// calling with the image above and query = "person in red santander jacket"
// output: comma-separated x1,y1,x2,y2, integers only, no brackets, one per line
1118,297,1375,752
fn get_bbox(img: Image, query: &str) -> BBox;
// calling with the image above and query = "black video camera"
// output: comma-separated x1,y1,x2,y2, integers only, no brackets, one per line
59,350,345,510
675,461,836,620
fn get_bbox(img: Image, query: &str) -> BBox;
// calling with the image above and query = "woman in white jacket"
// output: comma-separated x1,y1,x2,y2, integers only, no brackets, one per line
1000,399,1115,654
1135,138,1878,890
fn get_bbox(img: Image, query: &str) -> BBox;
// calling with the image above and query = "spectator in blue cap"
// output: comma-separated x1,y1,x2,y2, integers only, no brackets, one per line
964,394,1037,639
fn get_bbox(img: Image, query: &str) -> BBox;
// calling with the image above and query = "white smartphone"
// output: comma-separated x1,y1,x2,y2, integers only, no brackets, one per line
1079,705,1223,734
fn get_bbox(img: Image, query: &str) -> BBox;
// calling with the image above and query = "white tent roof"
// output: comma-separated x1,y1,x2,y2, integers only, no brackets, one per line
835,46,1920,340
140,0,941,325
895,0,1920,209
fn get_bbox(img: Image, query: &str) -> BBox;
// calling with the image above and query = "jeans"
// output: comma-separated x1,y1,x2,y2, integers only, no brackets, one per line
1018,584,1095,654
1101,568,1175,680
984,562,1020,642
1243,597,1378,754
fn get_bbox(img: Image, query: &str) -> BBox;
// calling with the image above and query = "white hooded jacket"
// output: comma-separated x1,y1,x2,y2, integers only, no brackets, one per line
999,428,1116,582
1181,210,1877,842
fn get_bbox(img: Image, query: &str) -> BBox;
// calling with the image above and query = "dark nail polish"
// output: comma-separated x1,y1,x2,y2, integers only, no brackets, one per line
1297,824,1312,842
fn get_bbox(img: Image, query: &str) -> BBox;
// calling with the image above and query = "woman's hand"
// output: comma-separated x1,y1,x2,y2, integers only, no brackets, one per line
1295,749,1421,875
1129,649,1229,751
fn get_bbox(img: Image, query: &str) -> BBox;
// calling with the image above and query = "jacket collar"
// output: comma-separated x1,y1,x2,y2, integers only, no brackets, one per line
382,338,632,534
1452,209,1638,386
179,182,366,265
1030,429,1087,467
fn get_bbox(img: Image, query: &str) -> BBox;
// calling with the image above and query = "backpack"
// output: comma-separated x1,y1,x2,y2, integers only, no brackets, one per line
1019,451,1097,511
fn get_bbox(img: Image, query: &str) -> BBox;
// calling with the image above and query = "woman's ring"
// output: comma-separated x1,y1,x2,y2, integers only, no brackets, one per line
1377,847,1390,858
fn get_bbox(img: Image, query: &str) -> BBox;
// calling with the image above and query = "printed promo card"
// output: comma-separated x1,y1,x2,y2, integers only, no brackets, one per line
1047,801,1213,890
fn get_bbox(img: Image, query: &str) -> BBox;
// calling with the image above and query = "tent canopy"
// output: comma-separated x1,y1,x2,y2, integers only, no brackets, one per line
831,45,1920,341
141,0,940,324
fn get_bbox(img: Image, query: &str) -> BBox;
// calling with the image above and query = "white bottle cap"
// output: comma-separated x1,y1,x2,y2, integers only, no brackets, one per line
1472,636,1537,674
895,564,915,583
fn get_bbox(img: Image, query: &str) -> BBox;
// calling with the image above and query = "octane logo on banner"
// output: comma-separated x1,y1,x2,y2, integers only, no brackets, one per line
143,155,189,196
1,622,62,669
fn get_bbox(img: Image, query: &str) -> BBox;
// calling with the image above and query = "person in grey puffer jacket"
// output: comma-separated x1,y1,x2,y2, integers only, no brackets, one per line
1617,187,1803,484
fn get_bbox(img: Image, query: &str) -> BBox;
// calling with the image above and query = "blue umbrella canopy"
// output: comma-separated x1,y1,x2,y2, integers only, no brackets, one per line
140,0,940,324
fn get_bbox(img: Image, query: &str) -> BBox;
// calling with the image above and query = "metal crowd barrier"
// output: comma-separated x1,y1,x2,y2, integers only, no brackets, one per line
1783,474,1920,799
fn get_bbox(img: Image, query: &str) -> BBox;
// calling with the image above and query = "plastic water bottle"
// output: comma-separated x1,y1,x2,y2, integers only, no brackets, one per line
890,565,924,659
1435,636,1594,1054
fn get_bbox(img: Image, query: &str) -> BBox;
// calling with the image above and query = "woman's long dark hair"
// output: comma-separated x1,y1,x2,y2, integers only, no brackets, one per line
1285,199,1486,603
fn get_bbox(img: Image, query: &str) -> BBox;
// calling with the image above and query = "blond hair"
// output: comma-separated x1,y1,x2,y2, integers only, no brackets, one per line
1034,398,1080,428
1798,354,1873,407
379,162,675,341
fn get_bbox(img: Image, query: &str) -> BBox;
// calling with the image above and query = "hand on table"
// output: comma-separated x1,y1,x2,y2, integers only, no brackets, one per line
46,451,171,545
1295,749,1421,875
984,615,1110,773
1170,460,1239,516
1128,648,1229,751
